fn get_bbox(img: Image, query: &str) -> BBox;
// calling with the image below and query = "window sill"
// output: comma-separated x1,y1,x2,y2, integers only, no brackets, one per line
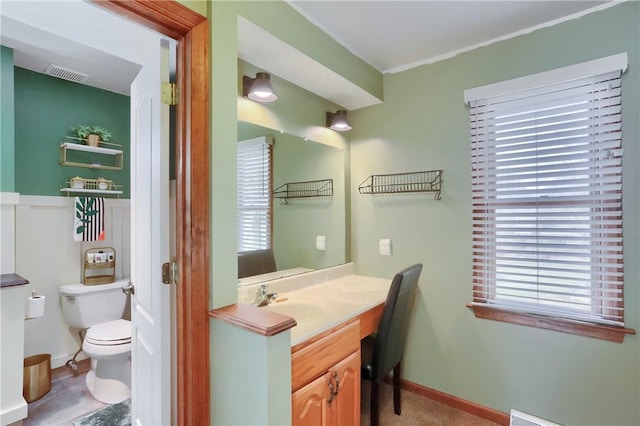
467,304,636,343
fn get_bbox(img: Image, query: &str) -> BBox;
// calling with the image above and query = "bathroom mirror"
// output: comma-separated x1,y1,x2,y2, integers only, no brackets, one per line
238,121,346,282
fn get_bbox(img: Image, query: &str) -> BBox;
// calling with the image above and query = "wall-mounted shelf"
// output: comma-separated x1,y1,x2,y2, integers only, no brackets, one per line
60,177,123,197
60,188,123,196
358,170,442,200
273,179,333,204
59,137,123,170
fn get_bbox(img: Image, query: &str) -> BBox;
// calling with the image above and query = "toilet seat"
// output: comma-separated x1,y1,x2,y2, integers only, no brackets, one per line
86,319,131,346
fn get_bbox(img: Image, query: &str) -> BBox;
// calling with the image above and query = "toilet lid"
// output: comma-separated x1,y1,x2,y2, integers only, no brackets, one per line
86,319,131,345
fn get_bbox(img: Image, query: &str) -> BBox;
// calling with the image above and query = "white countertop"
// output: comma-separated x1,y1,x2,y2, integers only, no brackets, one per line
258,273,391,346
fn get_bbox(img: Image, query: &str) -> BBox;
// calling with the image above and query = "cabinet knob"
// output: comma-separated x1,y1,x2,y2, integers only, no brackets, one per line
333,372,339,396
328,380,334,404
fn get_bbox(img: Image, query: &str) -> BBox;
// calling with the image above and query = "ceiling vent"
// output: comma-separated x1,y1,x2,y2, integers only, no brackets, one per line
44,64,89,84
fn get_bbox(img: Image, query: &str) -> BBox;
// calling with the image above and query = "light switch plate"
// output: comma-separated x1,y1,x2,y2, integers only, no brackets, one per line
379,238,392,256
316,235,326,251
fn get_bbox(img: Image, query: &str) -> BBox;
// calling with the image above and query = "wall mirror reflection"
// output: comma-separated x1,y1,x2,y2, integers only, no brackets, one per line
237,121,346,285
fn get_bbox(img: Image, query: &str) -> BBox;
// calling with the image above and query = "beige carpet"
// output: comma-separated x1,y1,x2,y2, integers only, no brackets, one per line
361,381,503,426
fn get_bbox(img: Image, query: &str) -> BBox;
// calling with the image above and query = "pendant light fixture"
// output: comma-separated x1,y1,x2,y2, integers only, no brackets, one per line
242,72,278,103
326,110,352,131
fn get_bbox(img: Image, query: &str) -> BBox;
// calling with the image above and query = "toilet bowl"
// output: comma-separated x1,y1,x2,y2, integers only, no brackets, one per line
59,280,132,404
82,319,131,404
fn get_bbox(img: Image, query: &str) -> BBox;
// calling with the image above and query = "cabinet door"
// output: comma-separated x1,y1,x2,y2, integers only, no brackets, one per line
330,351,361,426
292,372,331,426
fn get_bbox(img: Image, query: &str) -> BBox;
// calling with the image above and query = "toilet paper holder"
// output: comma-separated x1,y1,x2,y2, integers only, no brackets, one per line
25,290,46,320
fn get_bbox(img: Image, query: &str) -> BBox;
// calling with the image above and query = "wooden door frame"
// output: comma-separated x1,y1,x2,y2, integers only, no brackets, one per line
91,1,210,425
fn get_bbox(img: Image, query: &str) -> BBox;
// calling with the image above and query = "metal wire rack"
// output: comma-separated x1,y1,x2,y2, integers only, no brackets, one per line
273,178,333,204
60,177,123,197
358,170,442,200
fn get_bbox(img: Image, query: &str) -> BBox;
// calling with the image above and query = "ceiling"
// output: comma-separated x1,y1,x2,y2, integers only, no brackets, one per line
288,0,614,73
1,1,616,106
0,0,159,96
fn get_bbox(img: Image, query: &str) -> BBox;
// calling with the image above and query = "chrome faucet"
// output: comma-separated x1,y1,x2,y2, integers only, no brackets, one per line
254,284,278,307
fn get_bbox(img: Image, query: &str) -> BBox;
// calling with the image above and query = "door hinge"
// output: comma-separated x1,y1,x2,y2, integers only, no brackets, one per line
162,261,178,285
161,82,177,105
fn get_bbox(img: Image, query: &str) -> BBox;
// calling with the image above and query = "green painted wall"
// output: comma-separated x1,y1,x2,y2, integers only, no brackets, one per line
0,46,15,192
13,68,130,197
349,3,639,425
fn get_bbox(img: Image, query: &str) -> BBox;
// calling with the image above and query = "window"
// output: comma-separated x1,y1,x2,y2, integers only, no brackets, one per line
237,136,273,252
465,54,634,342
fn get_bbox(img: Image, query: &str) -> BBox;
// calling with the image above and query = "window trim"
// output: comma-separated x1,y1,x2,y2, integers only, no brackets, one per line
467,304,636,343
465,54,635,342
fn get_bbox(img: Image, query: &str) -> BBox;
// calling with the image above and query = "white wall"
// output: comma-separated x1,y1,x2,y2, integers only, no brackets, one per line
16,195,130,368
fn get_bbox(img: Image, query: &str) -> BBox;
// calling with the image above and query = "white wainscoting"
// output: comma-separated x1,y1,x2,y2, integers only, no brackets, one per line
1,192,20,274
16,195,131,368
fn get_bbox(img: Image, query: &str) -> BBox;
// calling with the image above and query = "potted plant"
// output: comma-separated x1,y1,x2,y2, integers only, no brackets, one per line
71,125,112,147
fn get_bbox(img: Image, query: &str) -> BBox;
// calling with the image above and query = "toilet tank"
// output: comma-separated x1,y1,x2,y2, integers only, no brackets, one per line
59,279,129,329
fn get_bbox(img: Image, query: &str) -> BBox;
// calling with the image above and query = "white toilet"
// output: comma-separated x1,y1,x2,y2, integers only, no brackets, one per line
59,279,131,404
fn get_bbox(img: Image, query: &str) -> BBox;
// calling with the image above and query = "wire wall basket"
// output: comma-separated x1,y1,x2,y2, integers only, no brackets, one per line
358,170,442,200
60,177,123,197
273,178,333,204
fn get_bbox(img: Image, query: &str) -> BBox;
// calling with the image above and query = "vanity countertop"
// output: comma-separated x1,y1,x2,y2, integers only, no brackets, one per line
0,273,30,288
261,273,391,346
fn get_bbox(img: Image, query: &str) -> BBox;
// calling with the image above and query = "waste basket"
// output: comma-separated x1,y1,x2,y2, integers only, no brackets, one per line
23,354,51,402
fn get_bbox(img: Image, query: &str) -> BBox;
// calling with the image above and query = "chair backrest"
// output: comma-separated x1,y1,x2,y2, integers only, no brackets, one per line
371,263,423,383
237,249,277,278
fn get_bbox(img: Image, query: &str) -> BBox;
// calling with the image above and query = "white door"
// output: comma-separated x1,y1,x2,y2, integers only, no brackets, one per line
129,39,171,426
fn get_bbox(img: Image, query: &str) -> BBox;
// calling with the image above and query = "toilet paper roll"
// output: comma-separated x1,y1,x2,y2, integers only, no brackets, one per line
26,295,46,319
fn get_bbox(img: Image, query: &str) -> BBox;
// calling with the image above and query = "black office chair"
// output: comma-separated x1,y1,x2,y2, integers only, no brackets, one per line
361,263,423,426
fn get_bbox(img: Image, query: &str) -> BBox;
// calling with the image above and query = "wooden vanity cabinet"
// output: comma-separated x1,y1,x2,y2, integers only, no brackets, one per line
291,321,361,426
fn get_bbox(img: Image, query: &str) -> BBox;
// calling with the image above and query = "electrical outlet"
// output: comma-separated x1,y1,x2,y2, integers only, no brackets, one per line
379,238,392,256
316,235,326,251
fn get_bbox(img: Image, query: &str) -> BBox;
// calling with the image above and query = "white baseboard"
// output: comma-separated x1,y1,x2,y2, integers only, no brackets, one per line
0,399,28,426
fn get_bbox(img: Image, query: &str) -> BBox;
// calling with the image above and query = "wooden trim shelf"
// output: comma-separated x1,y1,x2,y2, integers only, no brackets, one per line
209,303,297,337
0,273,30,288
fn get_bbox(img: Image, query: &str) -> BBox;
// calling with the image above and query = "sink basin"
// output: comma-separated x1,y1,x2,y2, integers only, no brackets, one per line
264,302,325,321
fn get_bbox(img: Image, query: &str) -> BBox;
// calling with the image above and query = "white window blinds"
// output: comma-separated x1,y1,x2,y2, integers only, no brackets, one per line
237,136,273,252
466,54,626,326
